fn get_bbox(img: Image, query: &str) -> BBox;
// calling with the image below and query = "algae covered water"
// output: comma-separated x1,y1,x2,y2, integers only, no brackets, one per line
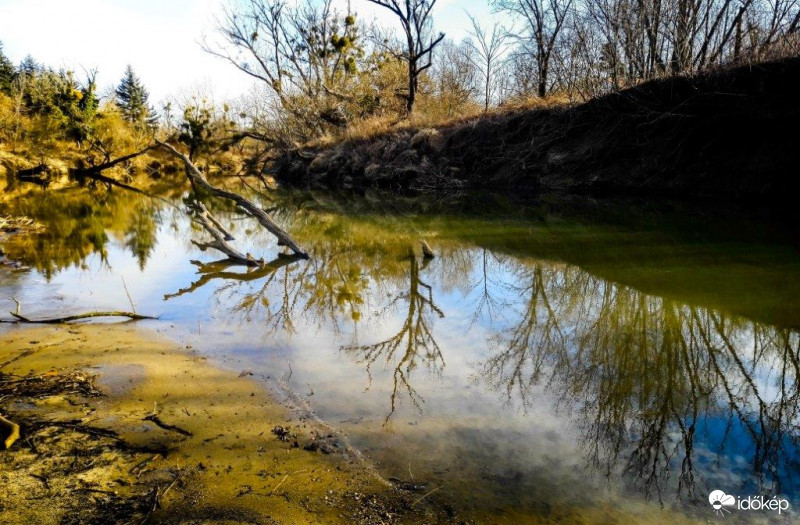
2,188,799,523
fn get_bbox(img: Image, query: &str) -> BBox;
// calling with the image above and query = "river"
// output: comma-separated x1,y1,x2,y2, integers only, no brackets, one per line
1,187,799,523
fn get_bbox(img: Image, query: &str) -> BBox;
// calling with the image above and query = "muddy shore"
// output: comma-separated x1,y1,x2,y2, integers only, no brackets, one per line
0,322,709,524
0,324,427,524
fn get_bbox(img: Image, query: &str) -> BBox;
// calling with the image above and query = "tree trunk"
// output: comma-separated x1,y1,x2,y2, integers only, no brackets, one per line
407,60,417,113
156,141,308,258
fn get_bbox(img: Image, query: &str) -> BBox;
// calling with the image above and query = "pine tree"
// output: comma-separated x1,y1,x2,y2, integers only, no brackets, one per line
18,54,39,77
115,65,158,127
0,42,15,95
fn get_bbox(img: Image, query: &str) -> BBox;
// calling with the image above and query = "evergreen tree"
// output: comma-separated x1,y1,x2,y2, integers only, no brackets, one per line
115,65,158,127
18,54,39,77
0,41,15,95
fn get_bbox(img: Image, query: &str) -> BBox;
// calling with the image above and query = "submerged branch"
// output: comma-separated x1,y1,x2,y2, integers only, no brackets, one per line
156,141,308,258
3,311,157,324
192,210,261,266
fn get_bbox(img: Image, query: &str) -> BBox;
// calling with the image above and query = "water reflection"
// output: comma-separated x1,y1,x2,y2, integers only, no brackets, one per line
478,261,800,502
3,188,800,518
343,255,445,424
163,255,303,300
2,189,170,277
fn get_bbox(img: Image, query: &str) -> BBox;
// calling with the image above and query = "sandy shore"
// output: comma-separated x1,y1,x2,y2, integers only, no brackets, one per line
0,323,418,524
0,322,711,524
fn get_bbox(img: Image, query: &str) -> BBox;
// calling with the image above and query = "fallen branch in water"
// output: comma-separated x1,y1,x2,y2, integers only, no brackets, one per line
1,297,156,324
191,208,261,266
195,202,235,241
71,145,155,180
156,140,308,258
69,146,177,207
3,311,157,324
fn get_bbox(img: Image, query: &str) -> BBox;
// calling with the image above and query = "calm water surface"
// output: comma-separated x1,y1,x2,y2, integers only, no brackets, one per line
2,188,799,523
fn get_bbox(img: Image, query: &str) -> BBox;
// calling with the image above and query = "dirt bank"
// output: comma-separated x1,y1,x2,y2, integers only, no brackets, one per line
275,58,800,201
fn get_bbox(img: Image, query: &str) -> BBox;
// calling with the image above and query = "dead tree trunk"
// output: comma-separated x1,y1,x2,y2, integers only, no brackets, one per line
191,208,263,266
72,145,156,179
156,141,308,259
68,146,174,205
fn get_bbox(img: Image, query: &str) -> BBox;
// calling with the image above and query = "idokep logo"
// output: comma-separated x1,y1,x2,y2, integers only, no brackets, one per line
708,490,790,517
709,490,736,516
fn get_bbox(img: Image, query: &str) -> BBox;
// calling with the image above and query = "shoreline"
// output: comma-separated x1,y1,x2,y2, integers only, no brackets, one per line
0,323,424,524
0,321,709,524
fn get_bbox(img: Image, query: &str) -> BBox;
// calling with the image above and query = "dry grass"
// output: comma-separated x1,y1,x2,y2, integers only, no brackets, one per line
306,94,573,149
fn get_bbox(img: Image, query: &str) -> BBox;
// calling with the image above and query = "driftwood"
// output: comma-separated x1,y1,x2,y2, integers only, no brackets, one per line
191,210,262,266
156,141,308,258
72,145,156,179
196,202,235,241
143,414,192,437
68,146,177,206
0,414,20,449
3,311,157,324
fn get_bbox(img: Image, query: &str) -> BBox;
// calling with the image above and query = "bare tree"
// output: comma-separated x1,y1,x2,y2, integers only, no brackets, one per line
366,0,446,113
465,13,510,110
204,0,362,138
431,38,479,116
493,0,574,97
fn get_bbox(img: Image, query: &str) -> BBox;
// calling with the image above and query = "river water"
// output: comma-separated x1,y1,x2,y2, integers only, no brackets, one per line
2,188,799,523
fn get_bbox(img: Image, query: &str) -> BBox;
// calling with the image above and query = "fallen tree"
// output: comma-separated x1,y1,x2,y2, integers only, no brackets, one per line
156,141,308,259
71,145,156,182
190,204,262,266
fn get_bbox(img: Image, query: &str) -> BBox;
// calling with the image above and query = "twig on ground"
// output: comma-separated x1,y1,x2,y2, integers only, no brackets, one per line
143,414,193,437
411,486,441,507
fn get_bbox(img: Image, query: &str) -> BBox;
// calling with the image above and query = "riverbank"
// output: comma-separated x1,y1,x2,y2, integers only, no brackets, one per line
0,323,709,524
0,324,422,524
275,58,800,201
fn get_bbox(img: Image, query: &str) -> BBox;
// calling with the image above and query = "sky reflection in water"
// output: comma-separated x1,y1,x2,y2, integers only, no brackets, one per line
1,189,799,521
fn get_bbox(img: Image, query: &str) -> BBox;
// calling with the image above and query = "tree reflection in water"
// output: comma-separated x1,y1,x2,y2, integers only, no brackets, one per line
9,188,799,508
479,261,800,502
160,202,800,504
3,189,164,277
342,255,445,424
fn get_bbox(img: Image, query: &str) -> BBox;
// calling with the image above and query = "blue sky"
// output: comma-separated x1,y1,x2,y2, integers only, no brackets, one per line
0,0,498,105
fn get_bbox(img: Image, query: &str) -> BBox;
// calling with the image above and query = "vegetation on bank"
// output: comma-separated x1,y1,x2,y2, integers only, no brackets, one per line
276,57,800,199
0,45,164,191
207,0,800,148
